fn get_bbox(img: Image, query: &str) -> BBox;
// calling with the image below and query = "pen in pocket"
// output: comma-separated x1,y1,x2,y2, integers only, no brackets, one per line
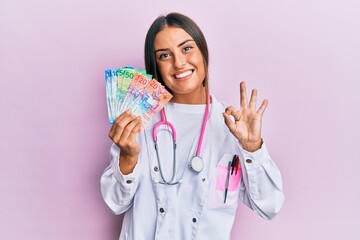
224,161,231,203
231,155,239,175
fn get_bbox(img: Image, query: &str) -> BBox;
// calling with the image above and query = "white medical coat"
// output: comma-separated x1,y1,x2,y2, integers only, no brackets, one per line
101,96,284,240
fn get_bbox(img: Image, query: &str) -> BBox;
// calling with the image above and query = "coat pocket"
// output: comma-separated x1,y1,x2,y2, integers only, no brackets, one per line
208,154,241,210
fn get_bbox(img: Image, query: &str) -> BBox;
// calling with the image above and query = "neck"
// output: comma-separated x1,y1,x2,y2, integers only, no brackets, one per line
170,88,207,104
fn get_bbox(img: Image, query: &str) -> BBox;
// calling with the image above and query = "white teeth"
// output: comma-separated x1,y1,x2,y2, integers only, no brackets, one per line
175,70,192,79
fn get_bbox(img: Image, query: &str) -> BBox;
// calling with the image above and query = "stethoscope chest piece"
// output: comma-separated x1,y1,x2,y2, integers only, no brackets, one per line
189,156,204,173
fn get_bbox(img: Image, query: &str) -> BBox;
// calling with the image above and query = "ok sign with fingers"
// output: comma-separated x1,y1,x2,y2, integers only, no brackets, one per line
222,81,268,152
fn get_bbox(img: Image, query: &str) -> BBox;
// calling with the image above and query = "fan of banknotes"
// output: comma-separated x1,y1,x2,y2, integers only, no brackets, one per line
105,67,173,129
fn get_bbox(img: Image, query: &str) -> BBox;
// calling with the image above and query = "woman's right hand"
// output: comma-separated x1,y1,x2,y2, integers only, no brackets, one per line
108,110,142,174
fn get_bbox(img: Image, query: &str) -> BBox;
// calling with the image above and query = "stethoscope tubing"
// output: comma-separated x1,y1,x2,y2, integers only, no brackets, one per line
152,95,210,184
152,109,177,142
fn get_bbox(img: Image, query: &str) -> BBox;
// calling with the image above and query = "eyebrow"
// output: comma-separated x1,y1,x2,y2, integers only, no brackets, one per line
154,39,195,54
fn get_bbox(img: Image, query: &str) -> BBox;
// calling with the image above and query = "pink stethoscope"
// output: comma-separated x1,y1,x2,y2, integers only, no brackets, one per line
152,96,210,185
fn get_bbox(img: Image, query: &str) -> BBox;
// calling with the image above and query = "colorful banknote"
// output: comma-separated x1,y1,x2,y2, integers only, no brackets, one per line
105,70,115,122
116,68,137,114
120,72,152,114
138,79,173,128
105,67,172,129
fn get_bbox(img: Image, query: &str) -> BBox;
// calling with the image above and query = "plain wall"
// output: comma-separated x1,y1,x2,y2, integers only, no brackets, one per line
1,0,359,239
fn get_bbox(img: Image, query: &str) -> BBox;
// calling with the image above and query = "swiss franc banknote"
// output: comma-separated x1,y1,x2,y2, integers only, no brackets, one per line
120,72,152,114
131,78,173,129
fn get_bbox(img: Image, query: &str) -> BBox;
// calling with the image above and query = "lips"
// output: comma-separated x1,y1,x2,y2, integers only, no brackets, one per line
174,70,193,79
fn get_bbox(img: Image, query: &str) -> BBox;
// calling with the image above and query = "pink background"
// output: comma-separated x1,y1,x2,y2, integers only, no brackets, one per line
1,0,359,239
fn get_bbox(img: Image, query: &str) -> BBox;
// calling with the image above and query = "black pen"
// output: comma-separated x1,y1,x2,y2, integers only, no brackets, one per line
224,161,231,203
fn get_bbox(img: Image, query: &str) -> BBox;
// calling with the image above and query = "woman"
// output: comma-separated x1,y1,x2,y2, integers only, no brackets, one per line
101,12,284,240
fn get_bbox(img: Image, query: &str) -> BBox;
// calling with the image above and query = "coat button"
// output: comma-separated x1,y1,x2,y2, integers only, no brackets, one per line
192,218,197,223
126,180,132,184
159,208,164,213
154,166,159,172
246,159,252,163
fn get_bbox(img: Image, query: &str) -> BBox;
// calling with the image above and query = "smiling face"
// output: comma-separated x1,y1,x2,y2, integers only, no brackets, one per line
154,26,206,104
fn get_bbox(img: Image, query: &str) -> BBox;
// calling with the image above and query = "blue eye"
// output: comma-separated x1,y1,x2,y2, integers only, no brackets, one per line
158,53,170,60
183,46,193,52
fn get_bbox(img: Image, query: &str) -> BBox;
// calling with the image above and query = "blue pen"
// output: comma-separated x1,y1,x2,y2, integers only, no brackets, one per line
224,161,231,203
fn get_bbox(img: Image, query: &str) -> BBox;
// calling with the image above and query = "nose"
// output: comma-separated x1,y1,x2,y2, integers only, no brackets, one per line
173,52,186,69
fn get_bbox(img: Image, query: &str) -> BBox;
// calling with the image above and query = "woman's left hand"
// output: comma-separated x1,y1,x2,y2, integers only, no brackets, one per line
222,81,268,152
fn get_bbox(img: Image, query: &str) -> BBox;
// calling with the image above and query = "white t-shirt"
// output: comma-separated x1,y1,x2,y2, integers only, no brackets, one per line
154,102,209,184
